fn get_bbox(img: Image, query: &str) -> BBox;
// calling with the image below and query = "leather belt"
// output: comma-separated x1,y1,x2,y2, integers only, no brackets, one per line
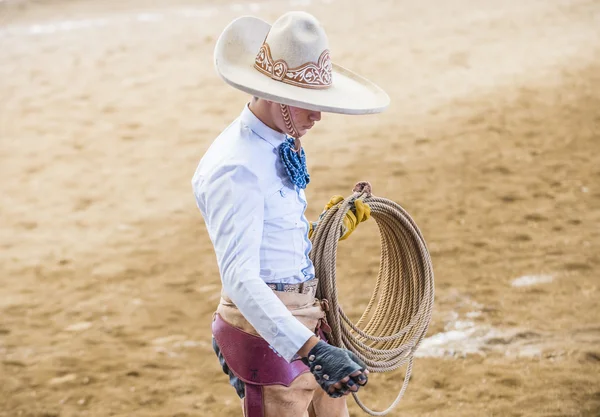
266,278,318,294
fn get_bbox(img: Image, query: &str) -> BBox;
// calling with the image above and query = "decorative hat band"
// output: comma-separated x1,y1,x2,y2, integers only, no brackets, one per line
254,43,332,90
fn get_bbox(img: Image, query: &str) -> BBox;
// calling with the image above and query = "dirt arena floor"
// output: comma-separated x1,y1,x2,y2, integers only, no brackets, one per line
1,0,599,416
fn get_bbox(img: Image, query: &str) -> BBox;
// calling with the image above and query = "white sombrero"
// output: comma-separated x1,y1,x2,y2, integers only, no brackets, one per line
214,11,390,115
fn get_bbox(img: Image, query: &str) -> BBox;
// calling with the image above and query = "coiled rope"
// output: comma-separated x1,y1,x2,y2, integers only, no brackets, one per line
309,182,435,416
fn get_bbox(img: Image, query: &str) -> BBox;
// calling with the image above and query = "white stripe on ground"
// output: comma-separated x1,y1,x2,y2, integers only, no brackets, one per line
0,0,335,37
511,275,554,287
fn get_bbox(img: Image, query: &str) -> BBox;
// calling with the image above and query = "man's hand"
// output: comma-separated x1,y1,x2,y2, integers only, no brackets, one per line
300,340,369,397
340,199,371,240
323,195,344,211
297,335,320,357
310,195,371,241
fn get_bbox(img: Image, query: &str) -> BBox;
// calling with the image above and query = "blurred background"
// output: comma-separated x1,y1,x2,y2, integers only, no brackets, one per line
1,0,599,416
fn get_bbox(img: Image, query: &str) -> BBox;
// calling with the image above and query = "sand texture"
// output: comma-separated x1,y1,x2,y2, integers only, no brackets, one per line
1,0,599,416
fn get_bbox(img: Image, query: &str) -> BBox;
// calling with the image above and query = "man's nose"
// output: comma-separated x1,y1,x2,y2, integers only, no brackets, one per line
310,111,322,122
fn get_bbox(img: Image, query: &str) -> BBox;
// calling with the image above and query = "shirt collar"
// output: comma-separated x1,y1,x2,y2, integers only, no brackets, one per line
240,103,287,148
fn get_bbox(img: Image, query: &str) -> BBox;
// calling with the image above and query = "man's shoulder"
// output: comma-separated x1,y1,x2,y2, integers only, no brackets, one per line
194,119,278,188
213,118,277,170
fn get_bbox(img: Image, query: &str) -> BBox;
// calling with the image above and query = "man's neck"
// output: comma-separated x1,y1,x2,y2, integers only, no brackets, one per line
248,99,283,134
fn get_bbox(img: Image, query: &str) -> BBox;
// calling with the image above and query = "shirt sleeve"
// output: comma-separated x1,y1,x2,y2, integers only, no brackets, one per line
199,164,315,362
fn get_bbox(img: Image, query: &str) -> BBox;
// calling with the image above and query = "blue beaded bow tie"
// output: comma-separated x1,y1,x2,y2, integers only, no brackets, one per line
278,136,310,189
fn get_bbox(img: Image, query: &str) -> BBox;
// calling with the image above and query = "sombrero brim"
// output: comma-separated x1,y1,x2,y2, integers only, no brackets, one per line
214,16,390,115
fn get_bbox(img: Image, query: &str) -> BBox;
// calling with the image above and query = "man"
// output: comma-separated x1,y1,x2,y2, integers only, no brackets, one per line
192,11,389,417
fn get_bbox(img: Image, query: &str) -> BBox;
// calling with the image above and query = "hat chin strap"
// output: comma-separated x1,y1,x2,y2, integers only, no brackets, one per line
280,104,302,152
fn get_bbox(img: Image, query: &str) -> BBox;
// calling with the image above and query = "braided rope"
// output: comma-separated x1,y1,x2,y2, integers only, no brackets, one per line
280,103,300,140
309,184,435,415
279,137,310,189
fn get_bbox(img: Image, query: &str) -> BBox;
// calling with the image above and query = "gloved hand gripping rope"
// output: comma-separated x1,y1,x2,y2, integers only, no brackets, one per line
308,181,435,416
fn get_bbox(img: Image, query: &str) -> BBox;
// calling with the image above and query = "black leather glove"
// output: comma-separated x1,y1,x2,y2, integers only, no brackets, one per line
301,340,368,398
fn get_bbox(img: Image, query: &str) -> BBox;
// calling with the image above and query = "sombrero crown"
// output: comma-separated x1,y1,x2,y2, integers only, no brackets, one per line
214,11,389,114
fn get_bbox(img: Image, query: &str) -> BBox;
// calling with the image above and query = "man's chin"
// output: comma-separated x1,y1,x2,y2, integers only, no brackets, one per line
296,128,310,138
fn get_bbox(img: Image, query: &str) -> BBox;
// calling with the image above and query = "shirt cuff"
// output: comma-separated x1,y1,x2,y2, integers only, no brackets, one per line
270,316,316,362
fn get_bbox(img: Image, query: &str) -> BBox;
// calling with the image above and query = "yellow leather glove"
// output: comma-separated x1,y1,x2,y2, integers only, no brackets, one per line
308,195,343,239
310,195,370,241
340,199,371,240
324,195,344,211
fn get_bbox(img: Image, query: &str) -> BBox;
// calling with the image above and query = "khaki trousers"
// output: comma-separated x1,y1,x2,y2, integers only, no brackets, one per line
216,290,349,417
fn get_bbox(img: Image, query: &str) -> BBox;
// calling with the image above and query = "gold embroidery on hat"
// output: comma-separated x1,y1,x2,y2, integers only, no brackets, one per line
254,43,332,89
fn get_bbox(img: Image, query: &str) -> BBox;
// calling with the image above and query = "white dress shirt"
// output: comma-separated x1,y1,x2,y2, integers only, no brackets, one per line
191,104,316,362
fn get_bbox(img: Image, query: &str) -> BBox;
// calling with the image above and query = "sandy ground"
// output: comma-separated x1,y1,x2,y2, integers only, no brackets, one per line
1,0,599,416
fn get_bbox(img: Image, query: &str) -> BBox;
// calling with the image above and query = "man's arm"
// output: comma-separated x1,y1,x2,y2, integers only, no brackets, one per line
195,168,370,396
200,164,315,362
